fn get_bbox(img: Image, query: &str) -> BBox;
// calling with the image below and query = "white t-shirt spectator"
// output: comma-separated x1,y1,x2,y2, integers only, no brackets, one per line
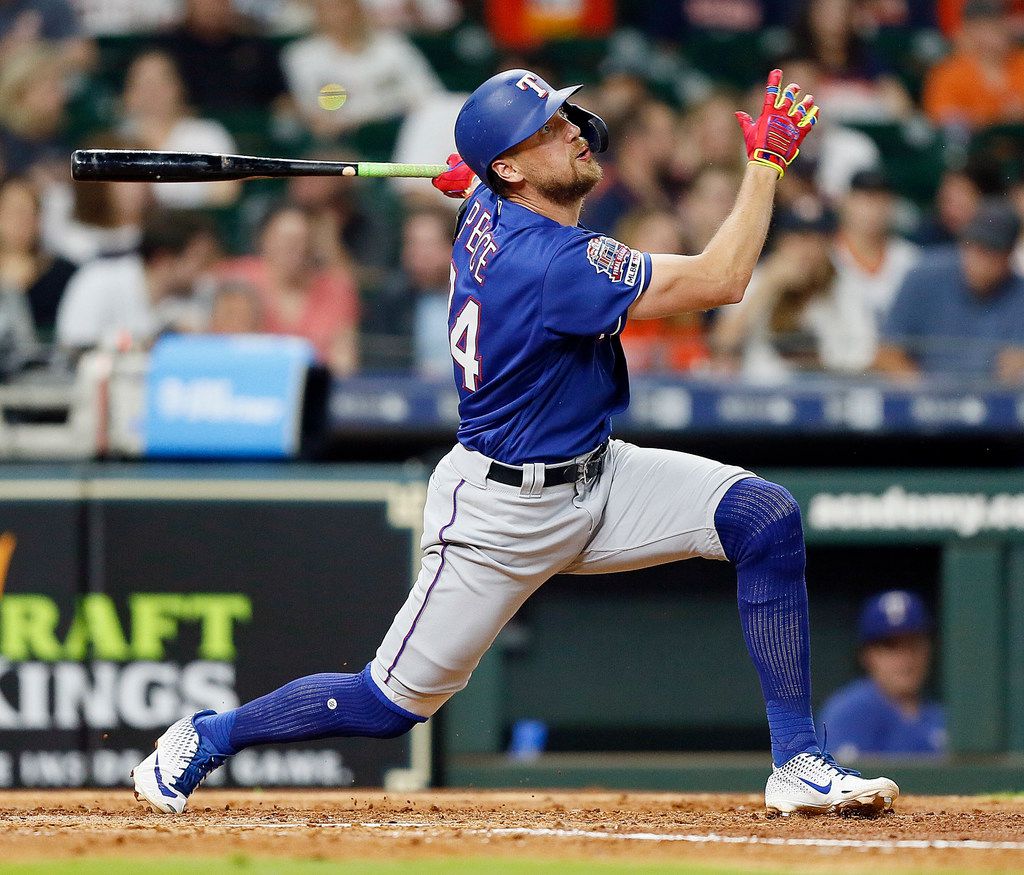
40,183,140,264
361,0,460,31
390,91,466,202
140,118,238,208
803,125,882,202
833,236,920,318
282,31,443,128
70,0,181,34
729,264,879,382
56,253,154,348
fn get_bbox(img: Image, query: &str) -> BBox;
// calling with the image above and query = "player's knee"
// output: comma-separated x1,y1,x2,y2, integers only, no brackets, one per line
358,666,424,739
365,711,419,739
715,477,803,567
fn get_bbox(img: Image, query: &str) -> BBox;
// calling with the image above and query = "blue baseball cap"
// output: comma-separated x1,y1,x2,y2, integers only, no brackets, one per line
858,590,932,645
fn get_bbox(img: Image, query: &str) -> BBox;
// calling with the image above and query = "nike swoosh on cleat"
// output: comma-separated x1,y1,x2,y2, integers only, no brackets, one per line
153,754,178,799
798,777,832,794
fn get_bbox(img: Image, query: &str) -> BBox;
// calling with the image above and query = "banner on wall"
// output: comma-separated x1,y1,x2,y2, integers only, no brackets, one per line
0,471,427,789
144,335,315,458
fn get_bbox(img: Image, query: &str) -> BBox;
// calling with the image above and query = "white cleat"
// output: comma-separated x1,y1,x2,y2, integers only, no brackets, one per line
765,751,899,815
131,710,227,814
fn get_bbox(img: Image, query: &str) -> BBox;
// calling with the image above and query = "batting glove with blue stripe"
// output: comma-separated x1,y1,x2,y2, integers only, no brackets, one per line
735,69,820,179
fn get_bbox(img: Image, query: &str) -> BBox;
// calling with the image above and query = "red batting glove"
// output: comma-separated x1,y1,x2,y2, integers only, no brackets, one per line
735,69,819,179
432,152,477,199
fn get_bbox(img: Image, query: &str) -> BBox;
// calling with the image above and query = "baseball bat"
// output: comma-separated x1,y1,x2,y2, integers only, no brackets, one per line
71,150,448,183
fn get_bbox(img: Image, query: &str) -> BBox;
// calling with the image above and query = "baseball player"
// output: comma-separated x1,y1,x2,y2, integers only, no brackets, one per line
133,69,899,816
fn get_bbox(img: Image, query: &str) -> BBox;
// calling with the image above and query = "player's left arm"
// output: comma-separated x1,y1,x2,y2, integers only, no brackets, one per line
631,70,818,320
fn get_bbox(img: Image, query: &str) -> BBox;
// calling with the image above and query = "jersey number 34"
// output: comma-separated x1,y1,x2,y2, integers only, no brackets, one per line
450,297,482,392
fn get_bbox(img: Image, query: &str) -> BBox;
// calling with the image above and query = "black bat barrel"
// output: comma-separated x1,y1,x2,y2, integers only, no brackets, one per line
70,150,355,182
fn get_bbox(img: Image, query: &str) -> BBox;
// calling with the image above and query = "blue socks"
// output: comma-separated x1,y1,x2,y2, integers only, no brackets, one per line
714,477,818,767
195,665,423,756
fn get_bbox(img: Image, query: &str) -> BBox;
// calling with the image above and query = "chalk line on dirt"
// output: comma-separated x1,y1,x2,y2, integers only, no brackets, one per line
213,821,1024,852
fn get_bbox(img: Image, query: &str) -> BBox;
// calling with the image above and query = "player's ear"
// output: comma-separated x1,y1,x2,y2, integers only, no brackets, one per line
490,157,524,187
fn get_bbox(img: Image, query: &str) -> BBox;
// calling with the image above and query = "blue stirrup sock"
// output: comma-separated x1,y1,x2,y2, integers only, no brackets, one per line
194,664,424,757
714,477,818,767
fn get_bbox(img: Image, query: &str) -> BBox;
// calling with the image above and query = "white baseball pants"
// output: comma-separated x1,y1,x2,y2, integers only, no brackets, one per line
371,439,751,717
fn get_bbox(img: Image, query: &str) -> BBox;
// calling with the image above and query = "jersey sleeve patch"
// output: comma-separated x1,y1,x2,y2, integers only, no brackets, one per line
543,233,651,338
586,236,640,284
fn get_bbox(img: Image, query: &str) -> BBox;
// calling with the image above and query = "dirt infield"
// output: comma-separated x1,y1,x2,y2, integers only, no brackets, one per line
1,789,1024,872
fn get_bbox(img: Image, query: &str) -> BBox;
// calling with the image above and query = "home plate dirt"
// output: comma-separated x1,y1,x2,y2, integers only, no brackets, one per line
1,790,1023,871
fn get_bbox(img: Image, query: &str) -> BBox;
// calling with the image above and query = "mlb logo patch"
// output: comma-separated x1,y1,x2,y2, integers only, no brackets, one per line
586,236,633,283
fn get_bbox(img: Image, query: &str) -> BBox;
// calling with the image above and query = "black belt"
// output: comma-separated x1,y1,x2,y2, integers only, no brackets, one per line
486,441,608,488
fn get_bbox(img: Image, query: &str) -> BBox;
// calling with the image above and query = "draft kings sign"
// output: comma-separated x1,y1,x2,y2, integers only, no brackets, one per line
0,546,251,788
0,483,422,789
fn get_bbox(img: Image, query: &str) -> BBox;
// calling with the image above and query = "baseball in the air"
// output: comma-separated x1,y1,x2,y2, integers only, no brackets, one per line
318,83,348,111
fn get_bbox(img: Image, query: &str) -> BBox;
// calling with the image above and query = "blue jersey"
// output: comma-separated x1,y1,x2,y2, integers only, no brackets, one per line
449,185,652,464
817,678,946,757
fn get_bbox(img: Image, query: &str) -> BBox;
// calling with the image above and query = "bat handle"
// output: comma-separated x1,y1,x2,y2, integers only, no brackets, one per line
358,162,448,179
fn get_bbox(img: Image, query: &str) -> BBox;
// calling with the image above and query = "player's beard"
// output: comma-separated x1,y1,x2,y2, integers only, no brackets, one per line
534,153,603,206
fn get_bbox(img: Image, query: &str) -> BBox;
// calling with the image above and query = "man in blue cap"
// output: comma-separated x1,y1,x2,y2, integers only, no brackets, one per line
819,590,946,758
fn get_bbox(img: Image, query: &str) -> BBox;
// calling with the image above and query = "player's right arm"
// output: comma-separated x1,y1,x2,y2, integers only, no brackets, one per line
633,163,779,318
630,70,818,320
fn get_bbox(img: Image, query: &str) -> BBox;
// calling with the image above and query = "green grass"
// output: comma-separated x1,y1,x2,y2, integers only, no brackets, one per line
0,859,795,875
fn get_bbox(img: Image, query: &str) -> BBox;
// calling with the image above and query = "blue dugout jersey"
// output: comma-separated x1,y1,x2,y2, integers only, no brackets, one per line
817,678,946,757
449,185,652,464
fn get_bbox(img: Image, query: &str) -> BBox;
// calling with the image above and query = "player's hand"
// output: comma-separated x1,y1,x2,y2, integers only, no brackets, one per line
432,153,477,199
735,70,819,179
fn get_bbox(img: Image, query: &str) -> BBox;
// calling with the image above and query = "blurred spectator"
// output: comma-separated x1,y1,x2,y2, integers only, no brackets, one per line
40,131,147,264
673,91,748,183
234,0,311,35
712,203,878,380
71,0,181,36
833,169,920,321
281,0,444,141
219,203,359,375
119,50,240,208
766,57,882,201
819,590,946,759
486,0,613,49
626,0,788,38
1012,174,1024,273
678,167,742,255
286,151,398,282
914,164,990,246
875,199,1024,383
588,72,651,134
56,208,220,351
391,90,468,208
616,208,709,373
362,204,452,375
936,0,1024,38
789,0,913,122
159,0,288,113
208,278,261,334
861,0,937,28
923,0,1024,129
0,43,71,182
361,0,461,32
582,100,678,234
0,176,75,339
1,0,96,73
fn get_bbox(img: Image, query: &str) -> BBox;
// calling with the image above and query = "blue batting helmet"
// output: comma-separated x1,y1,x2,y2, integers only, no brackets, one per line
454,69,609,187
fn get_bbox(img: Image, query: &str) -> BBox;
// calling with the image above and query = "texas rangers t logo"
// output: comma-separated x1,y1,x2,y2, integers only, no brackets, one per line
516,74,548,98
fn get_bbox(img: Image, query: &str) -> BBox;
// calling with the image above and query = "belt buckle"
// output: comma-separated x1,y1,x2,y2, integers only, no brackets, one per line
577,451,603,486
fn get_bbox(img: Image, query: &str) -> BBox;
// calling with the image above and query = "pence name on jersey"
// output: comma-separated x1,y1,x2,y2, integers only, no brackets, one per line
448,184,653,465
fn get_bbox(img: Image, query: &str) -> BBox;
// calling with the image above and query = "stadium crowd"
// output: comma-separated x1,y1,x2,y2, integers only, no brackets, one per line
2,0,1024,384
